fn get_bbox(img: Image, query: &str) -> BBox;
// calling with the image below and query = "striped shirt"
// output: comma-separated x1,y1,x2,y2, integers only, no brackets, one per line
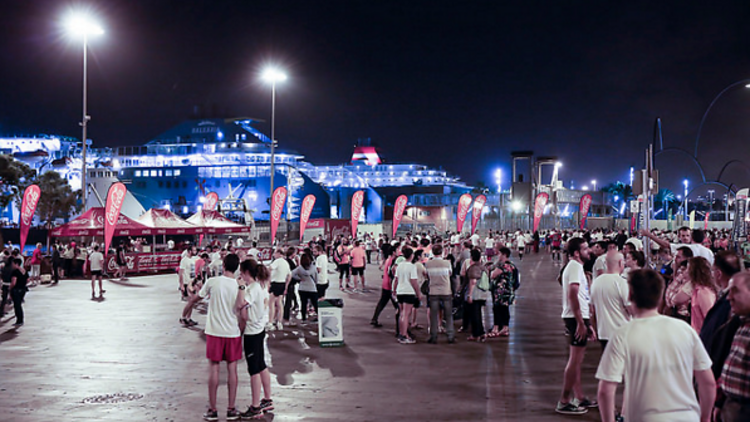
719,318,750,401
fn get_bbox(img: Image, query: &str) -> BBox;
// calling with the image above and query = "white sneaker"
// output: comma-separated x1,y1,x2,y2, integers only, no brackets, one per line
266,323,275,332
276,321,283,330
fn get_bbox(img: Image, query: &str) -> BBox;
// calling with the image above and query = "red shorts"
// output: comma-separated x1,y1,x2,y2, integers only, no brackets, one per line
205,334,243,362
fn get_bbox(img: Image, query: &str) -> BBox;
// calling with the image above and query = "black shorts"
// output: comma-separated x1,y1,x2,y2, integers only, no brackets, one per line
351,266,364,276
563,318,591,347
270,282,286,297
337,264,350,277
243,331,267,376
552,245,561,251
316,284,328,298
397,294,419,305
91,270,102,277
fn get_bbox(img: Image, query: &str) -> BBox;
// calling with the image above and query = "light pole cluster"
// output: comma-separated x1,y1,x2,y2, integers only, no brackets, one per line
261,68,287,197
64,13,103,210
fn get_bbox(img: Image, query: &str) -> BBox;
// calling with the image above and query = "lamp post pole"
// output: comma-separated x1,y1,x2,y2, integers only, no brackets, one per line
81,33,89,210
269,80,276,196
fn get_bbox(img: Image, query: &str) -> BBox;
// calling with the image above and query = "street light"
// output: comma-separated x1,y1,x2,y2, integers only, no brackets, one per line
494,168,502,193
591,179,597,192
65,12,103,210
261,68,287,197
683,179,689,218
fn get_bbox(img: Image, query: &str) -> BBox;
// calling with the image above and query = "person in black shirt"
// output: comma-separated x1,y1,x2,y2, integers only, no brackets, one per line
10,258,28,326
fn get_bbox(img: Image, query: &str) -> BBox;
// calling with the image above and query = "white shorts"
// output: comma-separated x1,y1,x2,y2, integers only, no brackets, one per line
31,265,41,277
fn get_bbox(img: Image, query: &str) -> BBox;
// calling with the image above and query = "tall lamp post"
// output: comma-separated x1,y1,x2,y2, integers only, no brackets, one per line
262,68,287,197
683,179,689,218
65,14,103,210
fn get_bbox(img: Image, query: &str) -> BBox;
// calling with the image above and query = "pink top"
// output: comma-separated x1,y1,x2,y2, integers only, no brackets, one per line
336,245,351,265
31,248,43,265
381,256,394,290
691,285,716,333
351,246,366,268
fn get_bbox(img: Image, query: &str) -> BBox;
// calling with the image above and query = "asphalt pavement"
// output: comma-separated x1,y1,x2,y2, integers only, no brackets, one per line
0,252,610,421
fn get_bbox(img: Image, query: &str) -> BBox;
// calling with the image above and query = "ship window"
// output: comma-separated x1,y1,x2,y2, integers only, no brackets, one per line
158,181,164,188
158,170,163,177
174,169,181,176
166,170,173,177
150,170,157,177
135,170,142,177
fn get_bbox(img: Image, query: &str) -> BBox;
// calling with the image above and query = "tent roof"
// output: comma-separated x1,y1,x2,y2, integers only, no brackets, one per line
136,208,203,234
186,210,252,234
50,207,154,237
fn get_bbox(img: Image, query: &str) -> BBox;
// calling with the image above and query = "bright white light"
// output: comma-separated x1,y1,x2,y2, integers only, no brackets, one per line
555,162,563,168
64,13,104,37
683,179,689,188
164,204,171,211
199,196,206,204
262,68,287,83
582,186,590,191
614,195,619,201
511,201,523,212
182,206,189,214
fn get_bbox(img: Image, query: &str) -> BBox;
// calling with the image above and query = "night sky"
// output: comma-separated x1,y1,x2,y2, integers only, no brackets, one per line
2,1,750,195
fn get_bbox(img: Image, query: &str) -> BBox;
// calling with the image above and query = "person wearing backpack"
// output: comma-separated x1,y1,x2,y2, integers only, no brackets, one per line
465,248,490,342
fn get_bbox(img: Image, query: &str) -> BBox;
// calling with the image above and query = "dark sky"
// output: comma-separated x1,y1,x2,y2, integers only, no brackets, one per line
2,1,750,195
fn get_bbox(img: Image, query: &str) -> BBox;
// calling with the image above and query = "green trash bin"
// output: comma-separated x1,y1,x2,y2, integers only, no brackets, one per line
318,299,344,347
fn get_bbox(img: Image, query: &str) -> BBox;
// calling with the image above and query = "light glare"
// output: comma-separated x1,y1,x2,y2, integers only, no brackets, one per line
262,68,287,83
65,13,104,37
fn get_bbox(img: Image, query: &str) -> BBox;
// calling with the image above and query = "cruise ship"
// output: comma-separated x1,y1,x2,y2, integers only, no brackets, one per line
1,118,470,224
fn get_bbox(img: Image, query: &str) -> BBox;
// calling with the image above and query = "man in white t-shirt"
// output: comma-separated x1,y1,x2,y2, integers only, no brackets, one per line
89,245,105,298
314,245,329,300
641,227,715,265
392,247,421,344
557,237,596,415
247,242,261,261
179,246,198,300
596,268,715,422
590,252,631,350
198,254,243,421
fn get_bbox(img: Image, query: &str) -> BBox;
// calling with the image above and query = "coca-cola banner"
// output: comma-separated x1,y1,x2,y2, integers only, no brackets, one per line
104,182,127,256
456,193,473,233
470,194,487,235
392,195,408,238
733,188,748,241
299,194,316,242
19,184,41,252
204,192,219,211
579,193,593,230
533,192,549,233
351,190,365,237
270,187,287,245
704,212,710,230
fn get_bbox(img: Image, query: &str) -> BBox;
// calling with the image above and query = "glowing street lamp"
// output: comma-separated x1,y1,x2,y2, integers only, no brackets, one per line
683,179,689,218
494,168,502,193
64,12,104,210
262,68,287,197
591,179,597,192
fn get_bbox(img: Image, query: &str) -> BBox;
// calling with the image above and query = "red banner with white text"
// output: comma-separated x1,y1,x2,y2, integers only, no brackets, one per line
533,192,549,233
299,194,316,242
270,187,287,245
456,193,473,233
104,183,128,256
19,184,41,252
204,192,219,211
392,195,408,238
704,212,710,230
471,195,487,235
579,193,593,230
351,190,365,237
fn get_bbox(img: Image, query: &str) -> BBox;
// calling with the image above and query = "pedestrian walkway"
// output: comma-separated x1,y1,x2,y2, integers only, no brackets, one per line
0,252,607,421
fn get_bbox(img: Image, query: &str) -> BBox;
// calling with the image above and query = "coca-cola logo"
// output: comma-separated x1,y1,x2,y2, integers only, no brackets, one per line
394,195,408,216
271,188,286,221
21,186,40,226
351,191,364,219
301,196,315,220
457,194,472,220
580,195,592,213
534,194,548,218
106,184,127,226
204,192,218,211
473,195,486,212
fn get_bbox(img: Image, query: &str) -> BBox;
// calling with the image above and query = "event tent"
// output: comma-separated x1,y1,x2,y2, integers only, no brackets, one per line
186,210,253,235
50,207,154,237
136,208,202,235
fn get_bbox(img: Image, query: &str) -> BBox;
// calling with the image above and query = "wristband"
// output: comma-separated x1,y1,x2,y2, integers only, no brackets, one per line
238,285,246,290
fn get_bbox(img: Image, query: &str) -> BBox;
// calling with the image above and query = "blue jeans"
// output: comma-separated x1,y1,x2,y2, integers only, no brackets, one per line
429,295,454,341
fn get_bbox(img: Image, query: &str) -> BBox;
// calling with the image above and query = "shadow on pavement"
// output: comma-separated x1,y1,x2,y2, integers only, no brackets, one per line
0,328,19,344
108,279,150,288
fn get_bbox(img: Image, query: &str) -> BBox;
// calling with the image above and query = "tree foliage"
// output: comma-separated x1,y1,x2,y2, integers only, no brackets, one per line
22,171,81,226
0,154,36,209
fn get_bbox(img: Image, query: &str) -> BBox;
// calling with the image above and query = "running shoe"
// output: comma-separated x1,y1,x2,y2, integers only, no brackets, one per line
187,319,199,326
555,401,588,415
573,397,598,408
259,398,274,413
276,321,283,330
266,323,275,332
226,408,240,421
203,409,218,421
397,336,416,344
240,405,263,419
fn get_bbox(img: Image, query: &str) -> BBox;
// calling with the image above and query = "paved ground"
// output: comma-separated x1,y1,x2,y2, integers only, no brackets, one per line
0,252,612,421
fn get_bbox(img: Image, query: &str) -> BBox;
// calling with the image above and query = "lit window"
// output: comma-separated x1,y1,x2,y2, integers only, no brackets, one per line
158,170,163,177
174,169,181,176
150,170,158,177
166,170,173,177
135,170,142,177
